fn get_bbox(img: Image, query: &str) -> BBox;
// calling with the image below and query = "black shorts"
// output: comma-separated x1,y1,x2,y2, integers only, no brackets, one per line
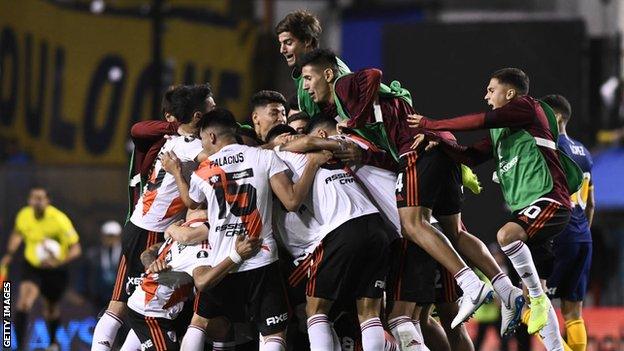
396,149,463,216
195,262,290,336
511,200,571,279
306,214,390,301
546,241,592,301
111,221,163,302
21,261,68,303
387,238,460,305
126,308,179,351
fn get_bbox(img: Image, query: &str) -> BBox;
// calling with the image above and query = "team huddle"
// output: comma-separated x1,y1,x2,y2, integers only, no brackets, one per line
90,10,595,351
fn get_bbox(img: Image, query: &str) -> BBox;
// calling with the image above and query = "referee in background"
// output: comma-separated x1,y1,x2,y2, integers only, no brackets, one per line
0,186,82,351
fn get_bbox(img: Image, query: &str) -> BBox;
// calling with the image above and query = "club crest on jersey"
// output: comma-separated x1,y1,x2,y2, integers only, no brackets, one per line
197,250,209,259
140,339,154,351
209,175,221,185
177,244,187,254
165,250,172,263
167,330,177,342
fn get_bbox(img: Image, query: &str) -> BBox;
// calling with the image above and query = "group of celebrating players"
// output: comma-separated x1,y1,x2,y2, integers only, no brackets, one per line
90,9,595,351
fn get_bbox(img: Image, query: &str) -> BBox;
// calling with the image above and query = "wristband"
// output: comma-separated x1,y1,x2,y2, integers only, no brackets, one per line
229,250,243,264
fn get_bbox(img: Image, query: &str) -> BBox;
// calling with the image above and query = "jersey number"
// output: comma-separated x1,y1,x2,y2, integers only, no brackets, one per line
214,175,258,219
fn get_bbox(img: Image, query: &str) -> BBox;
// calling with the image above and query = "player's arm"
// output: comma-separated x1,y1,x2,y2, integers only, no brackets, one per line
337,69,382,128
0,230,23,267
270,151,331,211
412,132,493,167
131,120,180,142
161,151,202,209
63,242,82,265
408,98,534,131
166,221,208,245
586,182,595,227
192,235,262,291
280,135,344,153
140,242,164,268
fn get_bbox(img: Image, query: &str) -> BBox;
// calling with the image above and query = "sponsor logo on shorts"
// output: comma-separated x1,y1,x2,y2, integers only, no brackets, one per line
266,312,288,326
141,339,154,351
125,275,144,295
374,280,386,289
545,286,557,296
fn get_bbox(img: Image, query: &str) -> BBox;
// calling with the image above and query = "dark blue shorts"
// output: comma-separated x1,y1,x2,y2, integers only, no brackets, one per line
546,240,592,301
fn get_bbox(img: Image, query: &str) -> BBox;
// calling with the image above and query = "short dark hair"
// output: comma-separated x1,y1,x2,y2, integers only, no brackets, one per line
251,90,287,110
237,124,263,145
173,83,213,123
287,111,310,125
161,85,183,117
299,48,338,73
287,94,300,112
266,124,297,143
198,108,238,136
275,10,322,49
541,94,572,123
304,115,337,135
490,68,530,96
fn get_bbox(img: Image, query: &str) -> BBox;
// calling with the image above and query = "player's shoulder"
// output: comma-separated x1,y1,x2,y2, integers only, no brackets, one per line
15,207,33,222
46,205,69,220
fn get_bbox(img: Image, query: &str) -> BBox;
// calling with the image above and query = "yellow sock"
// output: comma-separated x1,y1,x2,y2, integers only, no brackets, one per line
522,309,573,351
565,319,587,351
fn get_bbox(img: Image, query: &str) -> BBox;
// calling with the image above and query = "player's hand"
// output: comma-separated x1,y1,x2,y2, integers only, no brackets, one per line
336,120,348,133
333,141,363,166
161,151,182,176
235,235,263,260
306,150,333,166
164,220,184,240
146,258,171,274
410,133,439,151
407,114,428,128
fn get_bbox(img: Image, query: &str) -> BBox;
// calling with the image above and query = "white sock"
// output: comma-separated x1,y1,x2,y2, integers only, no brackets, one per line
119,329,141,351
262,336,286,351
501,241,543,298
388,316,423,351
180,325,207,351
331,325,342,350
540,305,564,351
384,330,399,351
307,314,334,351
453,267,482,294
491,272,516,302
360,317,385,351
91,311,123,351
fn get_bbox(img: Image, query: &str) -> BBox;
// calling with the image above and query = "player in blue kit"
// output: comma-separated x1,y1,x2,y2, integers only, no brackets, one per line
542,94,594,351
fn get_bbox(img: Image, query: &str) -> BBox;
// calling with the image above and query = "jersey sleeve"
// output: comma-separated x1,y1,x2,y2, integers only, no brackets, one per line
13,209,26,236
265,150,289,178
57,212,80,245
188,173,207,204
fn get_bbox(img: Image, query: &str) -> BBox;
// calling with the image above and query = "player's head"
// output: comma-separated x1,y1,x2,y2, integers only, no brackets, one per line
176,83,216,127
251,90,287,141
198,108,239,151
161,85,184,122
287,112,310,134
541,94,572,127
266,124,297,143
276,10,322,67
28,186,50,213
305,115,338,138
236,124,263,147
299,49,339,104
485,68,530,109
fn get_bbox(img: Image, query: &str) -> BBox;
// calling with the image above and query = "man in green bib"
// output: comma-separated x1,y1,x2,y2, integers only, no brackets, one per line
409,68,573,350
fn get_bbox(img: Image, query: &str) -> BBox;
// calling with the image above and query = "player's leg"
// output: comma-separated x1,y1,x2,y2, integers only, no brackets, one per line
435,302,474,351
41,266,68,349
93,225,162,351
438,217,523,335
561,300,585,351
417,305,450,351
252,263,289,351
15,277,40,350
180,312,209,351
355,297,385,351
396,151,490,327
119,329,141,351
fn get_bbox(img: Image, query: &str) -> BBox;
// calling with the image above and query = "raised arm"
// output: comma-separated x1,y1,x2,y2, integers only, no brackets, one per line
413,132,493,167
131,120,180,142
192,235,262,291
270,152,331,211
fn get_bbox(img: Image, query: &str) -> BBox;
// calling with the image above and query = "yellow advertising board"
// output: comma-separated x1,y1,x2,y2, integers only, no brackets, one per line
0,0,256,164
